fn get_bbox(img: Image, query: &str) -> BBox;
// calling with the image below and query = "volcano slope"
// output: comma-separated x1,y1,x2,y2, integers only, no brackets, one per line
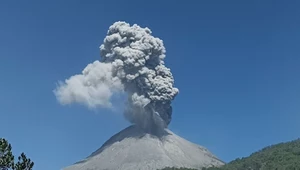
63,126,224,170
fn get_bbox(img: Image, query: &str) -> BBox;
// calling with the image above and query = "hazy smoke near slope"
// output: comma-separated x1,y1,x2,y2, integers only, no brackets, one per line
54,21,179,133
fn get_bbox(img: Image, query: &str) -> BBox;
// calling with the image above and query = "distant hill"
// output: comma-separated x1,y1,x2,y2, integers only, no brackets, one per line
162,139,300,170
204,138,300,170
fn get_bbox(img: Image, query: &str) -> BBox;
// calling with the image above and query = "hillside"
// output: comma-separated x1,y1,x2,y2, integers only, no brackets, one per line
162,139,300,170
205,138,300,170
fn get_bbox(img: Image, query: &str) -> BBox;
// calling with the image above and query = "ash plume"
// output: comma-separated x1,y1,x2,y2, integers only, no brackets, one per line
54,21,179,133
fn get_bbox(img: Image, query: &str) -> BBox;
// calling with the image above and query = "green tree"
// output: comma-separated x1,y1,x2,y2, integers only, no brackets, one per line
0,138,34,170
14,153,34,170
0,138,14,170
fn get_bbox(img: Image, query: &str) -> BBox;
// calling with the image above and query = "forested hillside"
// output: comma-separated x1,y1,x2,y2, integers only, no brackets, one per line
161,139,300,170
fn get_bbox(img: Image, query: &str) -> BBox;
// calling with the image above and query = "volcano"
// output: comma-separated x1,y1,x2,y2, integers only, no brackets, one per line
63,126,224,170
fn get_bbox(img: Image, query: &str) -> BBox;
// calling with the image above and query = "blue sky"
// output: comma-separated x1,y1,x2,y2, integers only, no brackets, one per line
1,0,300,169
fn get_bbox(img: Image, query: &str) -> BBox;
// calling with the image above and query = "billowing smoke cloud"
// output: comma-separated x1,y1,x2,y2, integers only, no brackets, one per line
54,21,179,133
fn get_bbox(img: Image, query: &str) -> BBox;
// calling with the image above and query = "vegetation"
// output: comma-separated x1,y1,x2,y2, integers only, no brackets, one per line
0,138,34,170
204,139,300,170
161,139,300,170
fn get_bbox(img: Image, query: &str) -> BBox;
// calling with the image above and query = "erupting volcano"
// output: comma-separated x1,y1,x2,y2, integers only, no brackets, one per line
54,21,224,170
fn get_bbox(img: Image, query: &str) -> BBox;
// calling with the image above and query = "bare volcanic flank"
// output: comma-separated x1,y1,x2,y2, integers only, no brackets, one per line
63,126,224,170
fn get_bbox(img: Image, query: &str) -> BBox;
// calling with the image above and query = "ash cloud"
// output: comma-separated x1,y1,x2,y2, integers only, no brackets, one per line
54,61,124,109
54,21,179,132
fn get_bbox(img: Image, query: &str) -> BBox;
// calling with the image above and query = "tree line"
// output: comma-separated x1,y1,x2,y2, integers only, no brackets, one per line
0,138,34,170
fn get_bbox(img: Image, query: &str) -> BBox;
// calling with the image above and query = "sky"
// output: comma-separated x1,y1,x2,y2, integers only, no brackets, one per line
0,0,300,169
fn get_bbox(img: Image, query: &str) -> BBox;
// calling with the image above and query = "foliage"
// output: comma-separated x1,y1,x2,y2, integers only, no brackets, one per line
0,138,14,169
14,153,34,170
204,138,300,170
0,138,34,170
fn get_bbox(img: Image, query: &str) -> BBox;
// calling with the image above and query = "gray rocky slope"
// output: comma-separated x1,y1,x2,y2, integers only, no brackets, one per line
63,126,224,170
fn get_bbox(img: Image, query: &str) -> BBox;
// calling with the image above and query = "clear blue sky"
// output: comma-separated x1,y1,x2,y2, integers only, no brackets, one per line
1,1,300,169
